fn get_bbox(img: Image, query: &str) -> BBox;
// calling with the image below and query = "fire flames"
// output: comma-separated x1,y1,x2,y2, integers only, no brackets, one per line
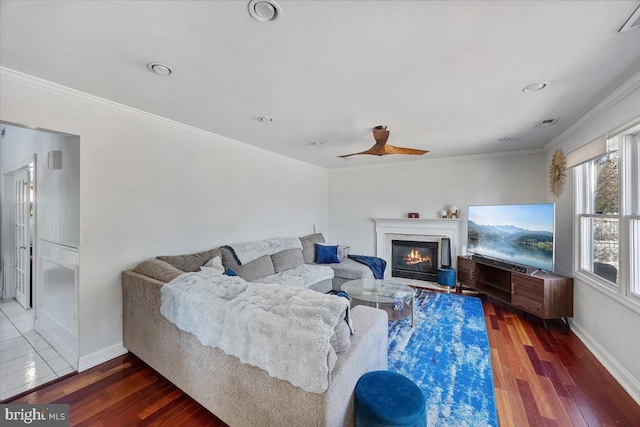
404,249,432,266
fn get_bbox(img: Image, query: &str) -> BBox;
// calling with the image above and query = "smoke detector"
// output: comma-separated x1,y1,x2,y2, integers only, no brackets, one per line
249,0,282,23
535,118,557,128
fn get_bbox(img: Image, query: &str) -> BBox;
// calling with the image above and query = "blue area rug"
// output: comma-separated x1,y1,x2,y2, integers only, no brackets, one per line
388,290,498,427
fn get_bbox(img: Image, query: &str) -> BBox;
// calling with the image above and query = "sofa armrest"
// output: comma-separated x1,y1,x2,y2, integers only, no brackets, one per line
327,305,388,426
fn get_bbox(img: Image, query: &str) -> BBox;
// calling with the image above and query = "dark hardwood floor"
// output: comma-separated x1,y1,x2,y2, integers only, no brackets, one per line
4,295,639,426
483,296,640,427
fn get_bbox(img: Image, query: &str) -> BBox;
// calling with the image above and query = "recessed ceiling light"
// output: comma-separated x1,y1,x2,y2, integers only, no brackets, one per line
147,62,173,76
310,141,324,146
498,138,512,142
248,0,282,23
522,82,548,93
258,115,274,122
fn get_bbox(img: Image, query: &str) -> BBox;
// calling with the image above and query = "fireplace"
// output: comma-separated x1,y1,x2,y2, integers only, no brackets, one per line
391,240,439,282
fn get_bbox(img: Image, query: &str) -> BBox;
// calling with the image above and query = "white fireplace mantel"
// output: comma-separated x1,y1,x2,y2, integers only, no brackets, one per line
373,218,461,285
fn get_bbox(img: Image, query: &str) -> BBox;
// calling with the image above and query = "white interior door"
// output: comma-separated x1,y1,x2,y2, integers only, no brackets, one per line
13,168,31,309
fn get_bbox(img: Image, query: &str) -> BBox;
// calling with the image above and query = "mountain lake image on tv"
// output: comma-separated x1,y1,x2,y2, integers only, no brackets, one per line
467,203,555,271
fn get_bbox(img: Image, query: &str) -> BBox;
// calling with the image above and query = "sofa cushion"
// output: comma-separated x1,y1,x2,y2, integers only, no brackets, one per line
253,264,334,290
316,244,340,264
133,259,183,283
299,233,326,264
157,248,221,272
220,246,275,282
330,319,352,353
329,258,375,281
271,248,304,273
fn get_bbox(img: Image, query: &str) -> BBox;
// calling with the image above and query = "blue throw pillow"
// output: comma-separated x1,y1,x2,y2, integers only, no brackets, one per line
225,268,237,276
315,244,340,264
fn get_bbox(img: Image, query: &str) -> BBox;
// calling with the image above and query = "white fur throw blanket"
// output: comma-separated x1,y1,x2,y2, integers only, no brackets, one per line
160,270,349,393
225,237,302,264
253,264,334,289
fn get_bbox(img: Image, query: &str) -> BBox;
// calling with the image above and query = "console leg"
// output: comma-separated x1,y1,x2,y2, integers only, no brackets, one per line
542,319,549,331
559,317,571,335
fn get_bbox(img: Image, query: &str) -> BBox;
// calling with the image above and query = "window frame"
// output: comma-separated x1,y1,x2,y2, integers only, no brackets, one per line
573,121,640,312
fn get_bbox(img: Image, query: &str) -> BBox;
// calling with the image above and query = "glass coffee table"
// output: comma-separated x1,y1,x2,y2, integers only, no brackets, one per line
341,279,416,327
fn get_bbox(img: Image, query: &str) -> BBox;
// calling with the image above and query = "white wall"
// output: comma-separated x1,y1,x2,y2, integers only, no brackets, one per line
544,82,640,402
328,152,546,255
0,70,328,369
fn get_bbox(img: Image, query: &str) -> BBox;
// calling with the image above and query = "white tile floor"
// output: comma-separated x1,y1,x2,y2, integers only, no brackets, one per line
0,299,75,401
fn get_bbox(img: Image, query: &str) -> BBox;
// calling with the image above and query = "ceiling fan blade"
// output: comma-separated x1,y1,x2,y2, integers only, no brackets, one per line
337,146,382,158
383,145,429,156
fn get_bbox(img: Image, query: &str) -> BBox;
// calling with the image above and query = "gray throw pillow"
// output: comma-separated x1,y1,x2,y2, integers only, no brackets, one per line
157,248,221,272
133,259,184,283
299,233,326,264
271,249,304,273
220,247,276,281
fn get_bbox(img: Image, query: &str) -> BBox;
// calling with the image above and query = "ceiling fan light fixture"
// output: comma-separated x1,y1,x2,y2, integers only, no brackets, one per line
522,82,548,93
147,62,173,76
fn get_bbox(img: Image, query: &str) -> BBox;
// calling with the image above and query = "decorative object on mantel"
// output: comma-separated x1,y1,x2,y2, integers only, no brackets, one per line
439,210,448,219
338,126,429,158
448,205,459,218
407,212,420,218
549,148,566,197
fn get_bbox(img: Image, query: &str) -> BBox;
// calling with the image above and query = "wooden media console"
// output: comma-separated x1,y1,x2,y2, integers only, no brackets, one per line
457,256,573,324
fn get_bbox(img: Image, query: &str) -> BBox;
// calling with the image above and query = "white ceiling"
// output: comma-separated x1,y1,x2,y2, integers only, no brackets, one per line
1,1,640,169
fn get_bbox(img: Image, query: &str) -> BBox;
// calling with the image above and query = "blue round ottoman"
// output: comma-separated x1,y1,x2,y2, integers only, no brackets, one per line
437,267,456,288
355,371,426,427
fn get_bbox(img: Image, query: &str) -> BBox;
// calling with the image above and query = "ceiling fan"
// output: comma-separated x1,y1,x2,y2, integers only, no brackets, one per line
338,126,429,158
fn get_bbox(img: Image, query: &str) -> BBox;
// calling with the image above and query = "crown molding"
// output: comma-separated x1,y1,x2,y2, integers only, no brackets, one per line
332,148,544,173
543,68,640,152
0,67,326,172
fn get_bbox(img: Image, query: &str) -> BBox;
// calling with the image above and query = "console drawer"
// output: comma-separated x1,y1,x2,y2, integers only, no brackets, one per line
512,294,543,316
512,274,543,303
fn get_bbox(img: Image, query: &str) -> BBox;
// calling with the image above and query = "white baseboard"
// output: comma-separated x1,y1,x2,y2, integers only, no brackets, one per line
570,319,640,405
35,312,79,370
78,343,128,372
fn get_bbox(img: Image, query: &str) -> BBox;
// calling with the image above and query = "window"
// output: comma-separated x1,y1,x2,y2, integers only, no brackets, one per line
575,122,640,305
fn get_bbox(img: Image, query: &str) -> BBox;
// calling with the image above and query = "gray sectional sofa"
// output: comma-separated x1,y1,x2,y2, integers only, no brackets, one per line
122,233,388,426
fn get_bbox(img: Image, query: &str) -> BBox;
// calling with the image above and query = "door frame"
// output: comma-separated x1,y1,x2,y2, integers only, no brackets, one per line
2,154,37,311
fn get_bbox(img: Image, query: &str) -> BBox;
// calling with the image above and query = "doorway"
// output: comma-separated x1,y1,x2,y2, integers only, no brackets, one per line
0,123,80,400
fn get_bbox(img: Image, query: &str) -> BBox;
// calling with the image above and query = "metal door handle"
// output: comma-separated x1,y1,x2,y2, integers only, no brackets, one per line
19,246,27,249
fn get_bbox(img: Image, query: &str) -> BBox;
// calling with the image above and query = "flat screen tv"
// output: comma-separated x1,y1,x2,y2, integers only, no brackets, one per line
467,203,555,272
